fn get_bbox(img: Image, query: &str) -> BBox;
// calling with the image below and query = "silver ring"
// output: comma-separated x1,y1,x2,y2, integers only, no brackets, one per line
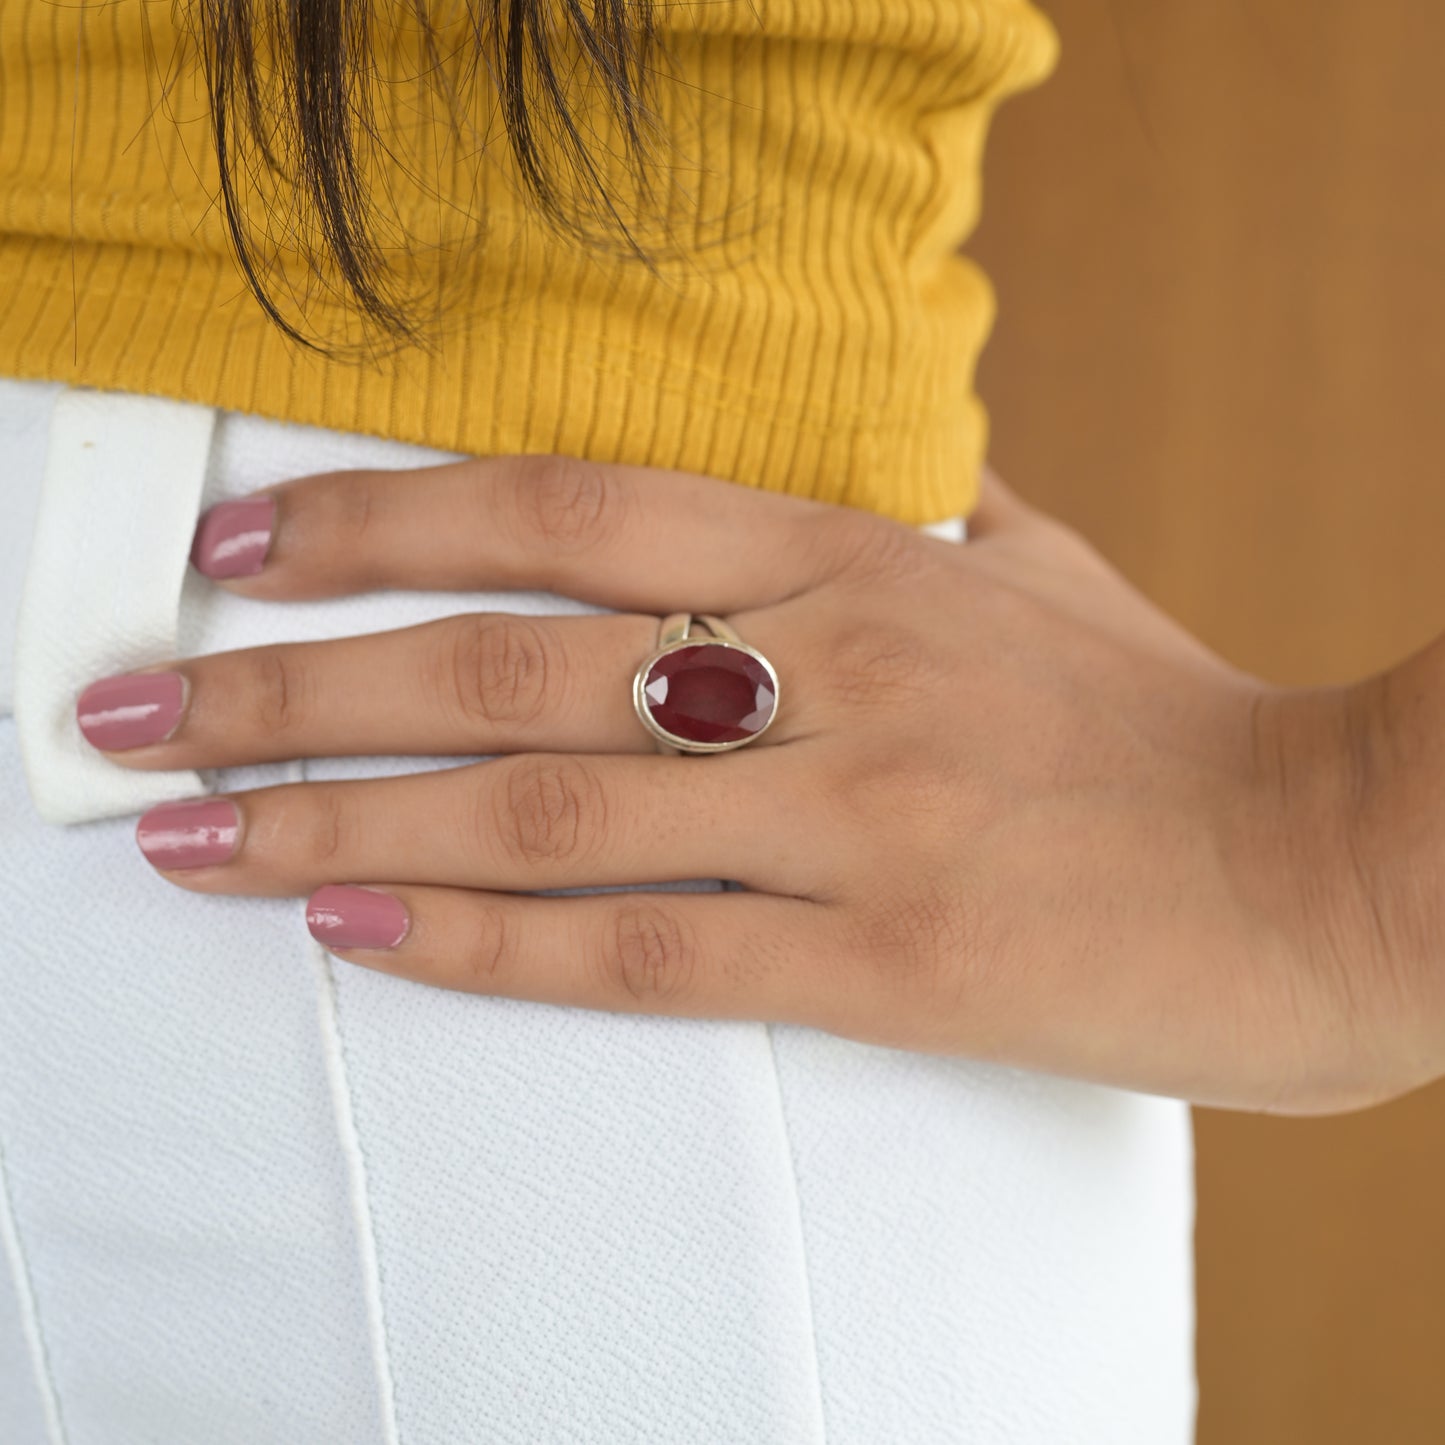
632,613,780,755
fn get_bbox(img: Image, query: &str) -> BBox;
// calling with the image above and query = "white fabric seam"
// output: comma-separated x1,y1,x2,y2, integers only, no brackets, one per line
763,1022,830,1445
0,1135,70,1445
299,760,403,1445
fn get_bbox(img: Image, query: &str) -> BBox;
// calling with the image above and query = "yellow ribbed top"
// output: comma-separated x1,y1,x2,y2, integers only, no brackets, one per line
0,1,1057,524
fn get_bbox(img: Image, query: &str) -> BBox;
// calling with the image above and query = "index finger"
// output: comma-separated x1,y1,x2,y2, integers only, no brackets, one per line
191,455,902,613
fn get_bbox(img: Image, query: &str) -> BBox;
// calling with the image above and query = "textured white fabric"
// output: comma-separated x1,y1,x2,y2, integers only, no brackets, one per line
0,379,1197,1444
0,1135,64,1444
13,389,212,823
0,378,61,714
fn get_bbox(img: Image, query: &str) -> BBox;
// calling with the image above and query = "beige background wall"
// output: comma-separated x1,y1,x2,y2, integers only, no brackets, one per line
969,2,1445,1440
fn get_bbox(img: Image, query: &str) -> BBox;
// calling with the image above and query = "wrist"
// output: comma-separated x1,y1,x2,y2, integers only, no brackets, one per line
1342,643,1445,1093
1243,656,1445,1111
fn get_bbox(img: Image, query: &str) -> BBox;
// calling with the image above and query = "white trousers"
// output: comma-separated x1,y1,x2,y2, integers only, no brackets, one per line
0,378,1196,1444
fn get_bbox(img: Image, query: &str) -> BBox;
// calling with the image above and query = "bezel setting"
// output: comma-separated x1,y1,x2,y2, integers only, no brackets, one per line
632,618,780,755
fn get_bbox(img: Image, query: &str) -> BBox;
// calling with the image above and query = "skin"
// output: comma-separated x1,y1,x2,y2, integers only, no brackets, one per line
86,454,1445,1114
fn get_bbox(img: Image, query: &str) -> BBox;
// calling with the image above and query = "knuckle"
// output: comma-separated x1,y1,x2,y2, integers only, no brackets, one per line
300,787,353,867
512,455,622,554
832,758,976,878
822,619,932,711
445,614,555,729
247,649,311,737
496,756,604,867
847,882,975,996
460,908,514,990
885,756,963,826
308,472,382,555
819,510,918,584
601,902,697,1005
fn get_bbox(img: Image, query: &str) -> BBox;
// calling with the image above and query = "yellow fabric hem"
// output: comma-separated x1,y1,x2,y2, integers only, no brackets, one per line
0,248,984,527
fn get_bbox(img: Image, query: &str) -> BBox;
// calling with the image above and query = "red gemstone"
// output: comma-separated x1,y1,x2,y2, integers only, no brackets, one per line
642,643,776,745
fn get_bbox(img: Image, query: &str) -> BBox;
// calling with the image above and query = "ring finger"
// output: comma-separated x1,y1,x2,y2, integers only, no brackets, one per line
132,747,829,898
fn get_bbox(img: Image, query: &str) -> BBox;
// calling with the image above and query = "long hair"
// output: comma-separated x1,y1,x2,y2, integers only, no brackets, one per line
188,1,661,353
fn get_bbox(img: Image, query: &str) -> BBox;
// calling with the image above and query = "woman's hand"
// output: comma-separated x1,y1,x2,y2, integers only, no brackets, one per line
75,455,1443,1113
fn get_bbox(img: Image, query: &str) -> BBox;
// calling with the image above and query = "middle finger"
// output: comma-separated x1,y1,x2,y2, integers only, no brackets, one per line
77,610,799,767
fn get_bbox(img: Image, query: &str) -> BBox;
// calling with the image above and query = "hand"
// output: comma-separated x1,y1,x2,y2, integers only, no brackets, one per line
75,455,1439,1113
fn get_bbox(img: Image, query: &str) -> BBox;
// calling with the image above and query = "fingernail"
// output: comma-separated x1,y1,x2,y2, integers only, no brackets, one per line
77,671,186,750
136,798,240,870
307,885,410,950
190,495,275,579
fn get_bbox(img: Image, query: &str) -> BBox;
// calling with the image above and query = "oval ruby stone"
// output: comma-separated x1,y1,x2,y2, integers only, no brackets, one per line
642,643,777,746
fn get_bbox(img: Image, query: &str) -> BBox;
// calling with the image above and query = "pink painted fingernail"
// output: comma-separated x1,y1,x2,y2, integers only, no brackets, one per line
136,798,240,870
190,495,276,579
77,671,186,750
307,885,410,950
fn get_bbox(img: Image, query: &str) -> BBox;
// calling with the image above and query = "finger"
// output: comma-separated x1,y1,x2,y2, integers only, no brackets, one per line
133,749,828,898
78,604,809,768
967,461,1039,539
192,455,908,613
304,882,840,1027
79,612,655,766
